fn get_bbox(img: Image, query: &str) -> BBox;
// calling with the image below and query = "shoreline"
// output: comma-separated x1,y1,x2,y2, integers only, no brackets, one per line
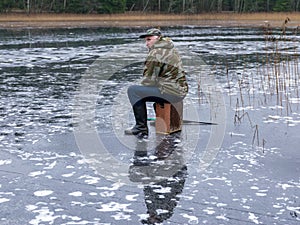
0,12,300,29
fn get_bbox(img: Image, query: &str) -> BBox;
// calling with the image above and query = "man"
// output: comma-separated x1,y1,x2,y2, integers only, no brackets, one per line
125,28,188,138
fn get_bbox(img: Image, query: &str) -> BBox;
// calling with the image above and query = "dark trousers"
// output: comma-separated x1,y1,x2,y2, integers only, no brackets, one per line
126,85,184,134
127,85,184,107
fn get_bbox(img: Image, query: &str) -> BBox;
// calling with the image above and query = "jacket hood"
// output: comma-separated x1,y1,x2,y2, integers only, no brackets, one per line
152,37,174,50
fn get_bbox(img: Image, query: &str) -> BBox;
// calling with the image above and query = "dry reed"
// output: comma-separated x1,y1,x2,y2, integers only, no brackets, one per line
230,18,300,148
1,12,300,28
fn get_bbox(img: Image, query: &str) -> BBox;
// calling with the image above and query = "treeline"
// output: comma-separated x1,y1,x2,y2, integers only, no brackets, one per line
1,0,300,14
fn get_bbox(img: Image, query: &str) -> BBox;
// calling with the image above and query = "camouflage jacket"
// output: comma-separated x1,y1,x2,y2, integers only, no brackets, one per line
141,37,189,97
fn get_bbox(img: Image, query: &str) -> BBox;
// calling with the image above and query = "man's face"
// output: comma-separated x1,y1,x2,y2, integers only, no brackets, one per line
145,35,159,49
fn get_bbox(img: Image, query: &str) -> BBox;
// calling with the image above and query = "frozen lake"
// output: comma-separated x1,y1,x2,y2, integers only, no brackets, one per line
0,26,299,224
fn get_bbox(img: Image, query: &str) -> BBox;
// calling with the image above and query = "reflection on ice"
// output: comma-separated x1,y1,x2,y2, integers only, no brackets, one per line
128,134,187,224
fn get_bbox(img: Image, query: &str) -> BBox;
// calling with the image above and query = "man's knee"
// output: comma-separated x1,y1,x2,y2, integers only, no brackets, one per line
127,85,137,95
128,84,145,96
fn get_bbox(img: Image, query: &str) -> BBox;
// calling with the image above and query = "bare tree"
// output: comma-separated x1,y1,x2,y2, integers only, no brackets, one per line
234,0,245,12
143,0,150,12
158,0,161,12
218,0,223,11
27,0,30,14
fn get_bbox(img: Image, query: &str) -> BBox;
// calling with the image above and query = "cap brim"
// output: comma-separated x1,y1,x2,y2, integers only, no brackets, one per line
139,34,154,38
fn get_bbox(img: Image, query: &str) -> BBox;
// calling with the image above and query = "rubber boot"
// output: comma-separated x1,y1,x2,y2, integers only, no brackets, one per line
125,102,148,138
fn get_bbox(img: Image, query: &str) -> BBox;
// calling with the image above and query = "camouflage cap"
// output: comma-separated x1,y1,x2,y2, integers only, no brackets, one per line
139,28,162,38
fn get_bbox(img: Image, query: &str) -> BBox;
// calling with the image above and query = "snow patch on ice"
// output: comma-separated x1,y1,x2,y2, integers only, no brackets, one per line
44,161,57,170
100,191,115,197
229,132,246,137
97,182,125,191
26,205,38,211
277,183,294,190
29,170,46,177
29,207,59,225
286,206,300,214
97,202,133,212
216,203,227,207
79,175,101,184
0,159,12,165
89,192,98,196
0,198,10,203
203,208,215,215
62,172,76,177
125,194,139,201
181,213,199,224
216,214,229,221
69,191,83,197
111,212,131,221
248,212,260,224
34,190,53,197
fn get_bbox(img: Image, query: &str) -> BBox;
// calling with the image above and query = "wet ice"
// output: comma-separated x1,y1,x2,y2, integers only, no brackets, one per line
0,27,299,225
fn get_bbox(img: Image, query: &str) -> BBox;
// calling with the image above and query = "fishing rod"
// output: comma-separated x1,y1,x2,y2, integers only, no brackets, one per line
182,120,217,125
147,118,217,125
